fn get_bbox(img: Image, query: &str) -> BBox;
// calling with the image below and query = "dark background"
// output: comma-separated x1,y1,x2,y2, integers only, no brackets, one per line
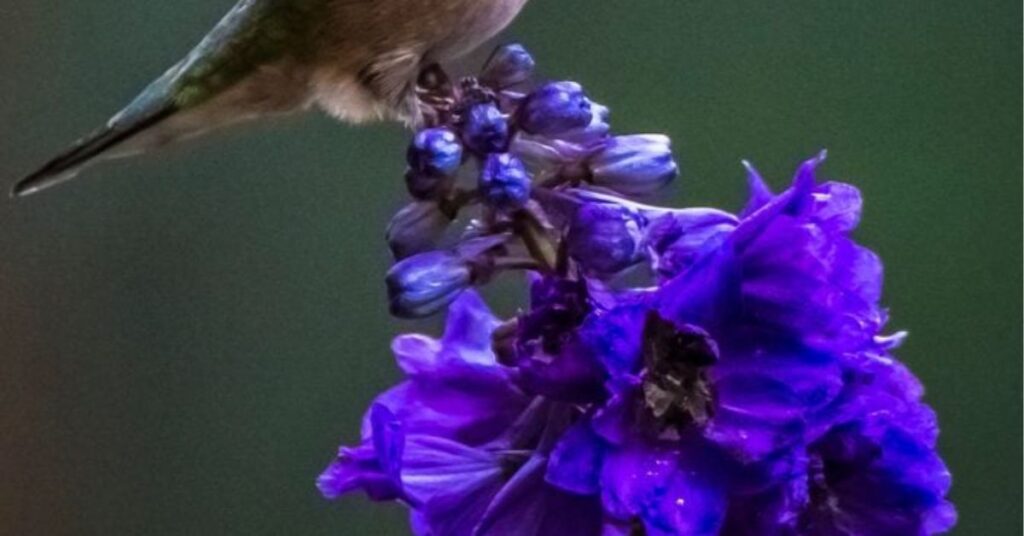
1,1,1020,534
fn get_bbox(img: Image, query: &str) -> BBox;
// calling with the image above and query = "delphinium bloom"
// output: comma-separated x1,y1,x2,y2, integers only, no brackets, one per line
318,44,956,535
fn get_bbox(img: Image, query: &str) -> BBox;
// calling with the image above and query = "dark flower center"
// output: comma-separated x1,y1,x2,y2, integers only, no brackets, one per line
799,429,888,531
641,311,718,434
518,277,591,355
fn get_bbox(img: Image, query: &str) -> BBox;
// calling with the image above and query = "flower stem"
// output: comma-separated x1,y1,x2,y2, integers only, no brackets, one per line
514,209,558,272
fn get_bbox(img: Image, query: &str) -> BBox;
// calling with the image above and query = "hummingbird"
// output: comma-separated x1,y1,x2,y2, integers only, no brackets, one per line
11,0,531,198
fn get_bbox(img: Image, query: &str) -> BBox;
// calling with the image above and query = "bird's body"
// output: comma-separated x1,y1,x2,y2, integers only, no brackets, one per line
13,0,530,197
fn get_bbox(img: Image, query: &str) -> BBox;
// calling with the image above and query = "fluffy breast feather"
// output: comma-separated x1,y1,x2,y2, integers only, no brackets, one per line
310,0,530,124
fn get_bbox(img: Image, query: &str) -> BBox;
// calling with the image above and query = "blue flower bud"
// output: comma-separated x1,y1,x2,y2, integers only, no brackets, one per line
518,81,593,136
587,134,678,197
481,43,536,88
386,251,474,318
462,103,510,154
510,137,566,171
407,127,463,177
643,209,737,280
559,102,612,145
510,136,586,175
479,153,531,211
566,203,643,275
386,201,453,260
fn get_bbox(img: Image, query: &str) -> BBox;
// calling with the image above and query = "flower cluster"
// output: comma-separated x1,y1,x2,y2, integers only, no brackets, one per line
319,45,956,535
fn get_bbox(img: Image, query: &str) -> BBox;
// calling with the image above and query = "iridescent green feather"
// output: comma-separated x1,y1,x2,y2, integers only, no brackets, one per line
117,0,326,122
172,0,327,107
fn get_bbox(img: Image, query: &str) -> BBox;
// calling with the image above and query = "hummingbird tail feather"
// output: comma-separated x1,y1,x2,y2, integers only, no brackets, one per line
11,106,177,198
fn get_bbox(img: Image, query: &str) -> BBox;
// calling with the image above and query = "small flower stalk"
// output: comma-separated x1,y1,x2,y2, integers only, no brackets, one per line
319,45,956,535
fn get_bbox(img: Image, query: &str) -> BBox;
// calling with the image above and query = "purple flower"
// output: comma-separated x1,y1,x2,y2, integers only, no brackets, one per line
506,276,607,403
797,353,956,535
640,155,875,461
520,189,860,530
374,291,529,444
721,355,957,536
320,293,606,535
318,293,524,511
534,156,948,534
320,45,954,536
798,410,956,535
317,404,404,501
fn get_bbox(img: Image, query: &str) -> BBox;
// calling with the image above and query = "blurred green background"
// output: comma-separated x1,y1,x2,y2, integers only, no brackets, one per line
0,1,1019,534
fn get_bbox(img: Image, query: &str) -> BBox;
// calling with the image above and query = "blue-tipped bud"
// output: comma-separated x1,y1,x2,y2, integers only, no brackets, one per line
586,134,678,197
518,81,593,136
481,43,536,88
407,127,463,177
559,102,612,145
462,103,510,154
566,203,643,275
386,251,474,318
386,201,453,260
479,153,531,211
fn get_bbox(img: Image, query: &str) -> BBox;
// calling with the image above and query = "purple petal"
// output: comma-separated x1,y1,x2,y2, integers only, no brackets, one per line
580,303,649,379
317,444,402,501
514,338,607,402
400,435,504,506
475,456,604,536
740,160,774,216
370,404,405,484
370,379,526,447
601,439,728,536
812,181,863,232
546,421,607,495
